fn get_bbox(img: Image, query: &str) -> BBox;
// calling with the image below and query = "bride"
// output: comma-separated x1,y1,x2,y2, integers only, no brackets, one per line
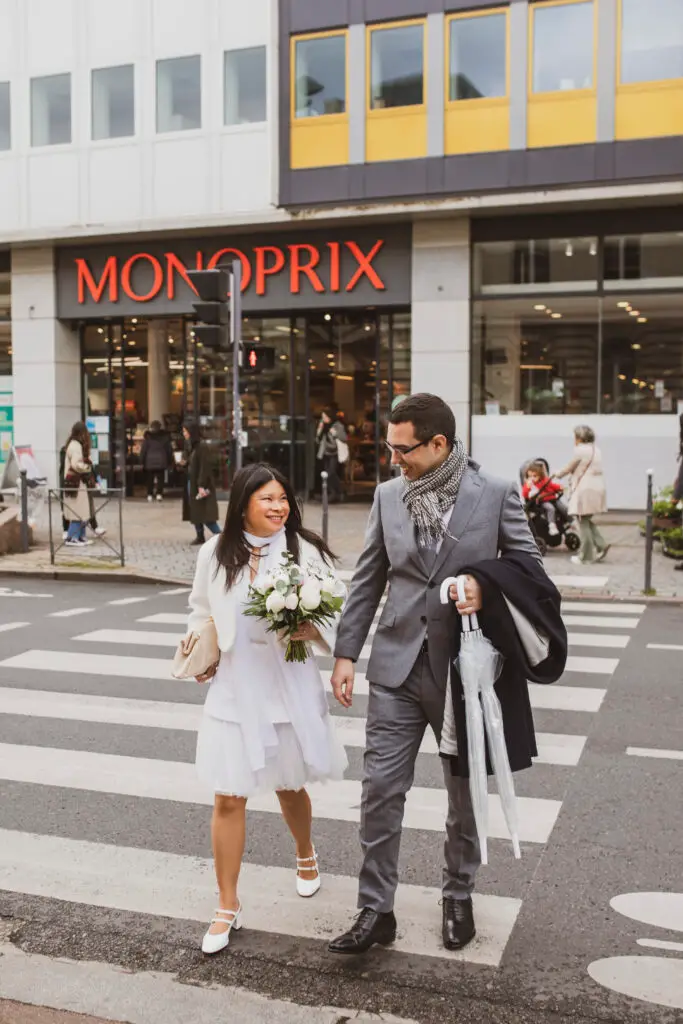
185,462,347,955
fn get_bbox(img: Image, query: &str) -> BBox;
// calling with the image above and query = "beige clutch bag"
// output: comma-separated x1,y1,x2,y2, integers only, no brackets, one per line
171,618,220,679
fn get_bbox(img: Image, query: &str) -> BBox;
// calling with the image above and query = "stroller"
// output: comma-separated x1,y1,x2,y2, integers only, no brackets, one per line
519,457,580,557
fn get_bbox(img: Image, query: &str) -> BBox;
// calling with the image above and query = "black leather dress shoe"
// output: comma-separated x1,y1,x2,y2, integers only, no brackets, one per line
328,908,397,954
442,896,476,951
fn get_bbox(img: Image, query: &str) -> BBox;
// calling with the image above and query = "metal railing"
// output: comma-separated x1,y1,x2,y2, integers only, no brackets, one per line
47,488,125,567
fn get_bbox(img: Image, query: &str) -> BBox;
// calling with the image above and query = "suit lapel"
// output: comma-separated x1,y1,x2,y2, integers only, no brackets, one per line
430,470,485,580
395,483,429,575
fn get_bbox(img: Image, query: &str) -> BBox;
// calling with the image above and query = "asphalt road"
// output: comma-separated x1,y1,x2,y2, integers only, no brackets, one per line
0,578,680,1024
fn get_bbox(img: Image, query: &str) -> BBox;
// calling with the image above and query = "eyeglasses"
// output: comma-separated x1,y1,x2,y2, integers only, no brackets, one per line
385,439,431,457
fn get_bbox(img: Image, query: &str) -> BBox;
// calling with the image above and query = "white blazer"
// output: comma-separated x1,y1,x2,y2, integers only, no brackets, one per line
187,534,344,655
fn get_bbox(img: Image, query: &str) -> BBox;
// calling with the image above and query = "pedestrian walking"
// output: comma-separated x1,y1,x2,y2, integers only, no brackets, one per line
62,422,94,547
327,393,544,956
673,412,683,571
316,409,347,503
183,463,347,955
182,424,221,545
554,425,609,566
140,420,173,502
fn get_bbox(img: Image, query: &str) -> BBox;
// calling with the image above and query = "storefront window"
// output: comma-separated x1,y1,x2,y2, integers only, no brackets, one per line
474,237,599,293
620,0,683,84
449,12,507,101
532,1,594,93
31,73,71,146
0,267,9,376
294,34,346,117
604,232,683,288
156,56,201,133
601,295,683,413
473,297,600,416
0,82,10,151
92,65,135,141
370,23,424,109
224,47,267,125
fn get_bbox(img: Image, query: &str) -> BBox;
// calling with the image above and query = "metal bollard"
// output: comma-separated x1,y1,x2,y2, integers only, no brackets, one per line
19,469,29,553
321,471,329,546
644,468,654,594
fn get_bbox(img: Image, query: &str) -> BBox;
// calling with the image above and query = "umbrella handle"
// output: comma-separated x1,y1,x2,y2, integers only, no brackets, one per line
440,576,479,632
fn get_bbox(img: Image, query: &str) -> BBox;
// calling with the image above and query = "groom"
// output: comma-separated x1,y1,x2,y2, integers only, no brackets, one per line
328,393,540,955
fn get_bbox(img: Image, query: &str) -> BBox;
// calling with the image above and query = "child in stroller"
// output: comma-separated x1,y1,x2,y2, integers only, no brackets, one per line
521,458,580,555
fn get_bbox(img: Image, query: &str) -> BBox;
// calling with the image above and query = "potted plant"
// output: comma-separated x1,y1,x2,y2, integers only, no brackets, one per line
661,526,683,560
652,486,682,534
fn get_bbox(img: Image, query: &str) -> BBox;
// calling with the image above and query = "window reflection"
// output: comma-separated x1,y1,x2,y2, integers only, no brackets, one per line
224,47,267,125
371,24,424,109
92,65,135,140
31,73,71,146
621,0,683,84
449,14,507,101
295,35,346,117
156,56,201,133
532,1,594,93
474,238,599,293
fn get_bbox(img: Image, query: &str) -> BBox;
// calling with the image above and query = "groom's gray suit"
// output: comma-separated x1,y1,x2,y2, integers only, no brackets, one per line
335,460,540,912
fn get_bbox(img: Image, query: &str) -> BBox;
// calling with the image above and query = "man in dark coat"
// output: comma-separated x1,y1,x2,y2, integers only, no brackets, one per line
181,424,221,545
140,420,174,502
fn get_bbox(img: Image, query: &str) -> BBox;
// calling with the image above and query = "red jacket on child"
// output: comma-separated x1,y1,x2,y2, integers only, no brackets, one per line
522,476,563,503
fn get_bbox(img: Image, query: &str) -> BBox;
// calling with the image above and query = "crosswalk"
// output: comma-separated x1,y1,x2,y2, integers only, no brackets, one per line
0,585,645,968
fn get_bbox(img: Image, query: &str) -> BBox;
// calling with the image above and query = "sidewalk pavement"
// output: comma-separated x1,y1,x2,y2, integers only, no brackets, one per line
0,497,680,600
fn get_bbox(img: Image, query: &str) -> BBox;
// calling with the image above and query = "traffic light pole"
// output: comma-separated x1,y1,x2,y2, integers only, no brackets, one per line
230,259,243,473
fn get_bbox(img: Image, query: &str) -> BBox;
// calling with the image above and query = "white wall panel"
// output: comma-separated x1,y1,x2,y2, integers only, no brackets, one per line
26,0,77,74
85,0,147,65
219,0,271,49
151,0,207,57
88,146,143,224
219,131,271,212
151,137,211,219
0,0,15,76
27,153,79,227
0,159,21,231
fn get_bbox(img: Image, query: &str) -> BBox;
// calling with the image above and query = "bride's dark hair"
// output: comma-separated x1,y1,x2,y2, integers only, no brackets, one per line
214,463,336,589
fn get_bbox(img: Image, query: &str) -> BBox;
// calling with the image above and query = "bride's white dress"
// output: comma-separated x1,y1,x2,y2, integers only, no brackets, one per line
194,532,348,798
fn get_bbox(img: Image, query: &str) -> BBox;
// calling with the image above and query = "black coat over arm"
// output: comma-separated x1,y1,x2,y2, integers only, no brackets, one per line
445,551,568,778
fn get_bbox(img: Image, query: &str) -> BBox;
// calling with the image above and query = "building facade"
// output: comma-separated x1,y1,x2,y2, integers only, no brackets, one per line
1,0,682,505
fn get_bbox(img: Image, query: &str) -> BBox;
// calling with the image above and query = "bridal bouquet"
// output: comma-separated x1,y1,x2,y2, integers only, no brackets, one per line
244,552,346,663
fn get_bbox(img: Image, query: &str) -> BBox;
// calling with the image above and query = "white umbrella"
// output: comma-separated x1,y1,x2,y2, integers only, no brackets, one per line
440,576,521,863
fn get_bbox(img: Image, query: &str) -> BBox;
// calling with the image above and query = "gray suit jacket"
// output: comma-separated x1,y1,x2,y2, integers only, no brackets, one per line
334,461,542,688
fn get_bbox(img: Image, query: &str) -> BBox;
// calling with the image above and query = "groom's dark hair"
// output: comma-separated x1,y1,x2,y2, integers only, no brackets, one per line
389,393,455,446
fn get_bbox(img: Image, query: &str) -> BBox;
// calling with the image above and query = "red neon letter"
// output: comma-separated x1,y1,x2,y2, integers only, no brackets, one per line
289,244,324,294
345,240,386,292
165,252,201,300
254,246,286,296
120,253,164,302
327,242,341,293
76,256,118,304
207,248,251,291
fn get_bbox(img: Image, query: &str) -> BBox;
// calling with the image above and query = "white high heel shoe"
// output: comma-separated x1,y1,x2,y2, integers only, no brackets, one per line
296,850,321,898
201,903,243,955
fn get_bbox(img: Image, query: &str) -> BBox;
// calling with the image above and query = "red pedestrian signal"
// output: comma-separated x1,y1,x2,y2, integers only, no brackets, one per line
249,349,257,368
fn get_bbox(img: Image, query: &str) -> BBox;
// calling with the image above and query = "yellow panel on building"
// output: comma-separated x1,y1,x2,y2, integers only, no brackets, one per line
445,8,510,155
616,81,683,141
528,92,597,148
366,19,428,163
291,117,349,169
445,100,509,155
290,30,349,170
366,107,427,162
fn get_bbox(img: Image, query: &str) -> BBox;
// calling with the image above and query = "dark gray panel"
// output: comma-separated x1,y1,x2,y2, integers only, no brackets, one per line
350,0,366,22
425,157,445,194
278,3,291,206
614,137,683,181
471,206,683,242
363,158,430,198
525,145,598,187
287,165,352,206
444,151,510,193
289,0,350,33
0,250,9,273
506,149,528,189
348,164,367,200
364,0,442,20
594,142,616,182
445,0,511,10
56,223,412,319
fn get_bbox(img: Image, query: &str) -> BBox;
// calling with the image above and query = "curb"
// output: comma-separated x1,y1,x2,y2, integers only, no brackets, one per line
0,566,188,587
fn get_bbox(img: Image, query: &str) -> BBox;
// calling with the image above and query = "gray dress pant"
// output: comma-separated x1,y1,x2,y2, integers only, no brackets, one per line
358,647,481,913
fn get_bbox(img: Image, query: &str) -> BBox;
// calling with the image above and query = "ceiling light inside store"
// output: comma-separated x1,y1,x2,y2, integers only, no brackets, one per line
534,304,546,311
618,374,627,381
637,317,647,324
132,318,138,324
589,241,597,256
565,242,573,257
280,354,287,361
617,301,629,308
324,314,331,321
551,313,562,319
631,343,642,350
98,328,104,334
364,325,372,332
630,311,640,317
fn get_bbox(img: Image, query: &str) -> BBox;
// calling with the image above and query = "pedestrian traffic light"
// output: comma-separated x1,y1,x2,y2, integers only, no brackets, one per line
187,269,229,350
243,345,276,374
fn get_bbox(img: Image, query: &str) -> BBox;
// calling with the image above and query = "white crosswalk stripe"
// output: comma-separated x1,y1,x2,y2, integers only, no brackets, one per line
0,588,643,968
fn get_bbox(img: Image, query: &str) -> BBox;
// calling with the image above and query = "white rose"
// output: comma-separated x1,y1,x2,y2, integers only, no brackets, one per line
285,593,299,610
299,581,321,611
252,574,271,595
265,591,286,614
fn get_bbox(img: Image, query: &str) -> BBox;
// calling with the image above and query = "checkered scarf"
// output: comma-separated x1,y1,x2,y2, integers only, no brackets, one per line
402,438,468,548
